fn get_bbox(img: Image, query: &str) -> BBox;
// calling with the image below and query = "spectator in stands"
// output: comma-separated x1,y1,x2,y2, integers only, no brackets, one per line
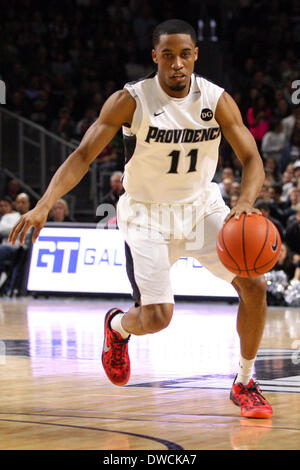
14,193,31,217
96,143,119,195
220,167,234,181
283,187,300,224
281,129,300,170
4,178,22,206
0,193,30,275
218,167,234,195
9,91,27,116
285,162,296,176
254,201,284,240
101,171,124,208
273,88,285,107
29,96,50,127
294,160,300,188
51,107,75,141
0,197,15,220
281,168,295,201
229,194,239,209
219,177,233,206
274,98,290,120
272,242,296,281
288,186,300,207
48,198,73,222
0,198,21,241
256,184,272,204
230,181,241,197
268,183,291,225
51,52,73,80
90,92,105,114
250,71,274,106
246,95,272,150
285,205,300,255
286,202,300,226
24,75,40,103
264,156,282,186
282,104,300,140
75,108,97,139
261,119,286,163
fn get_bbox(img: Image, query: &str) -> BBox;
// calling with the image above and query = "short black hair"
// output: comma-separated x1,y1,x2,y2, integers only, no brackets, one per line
271,183,283,195
0,196,13,205
152,19,197,47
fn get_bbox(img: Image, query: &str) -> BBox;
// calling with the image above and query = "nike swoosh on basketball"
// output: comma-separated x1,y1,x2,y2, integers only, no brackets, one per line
216,239,223,252
154,110,165,116
271,229,278,251
103,336,110,352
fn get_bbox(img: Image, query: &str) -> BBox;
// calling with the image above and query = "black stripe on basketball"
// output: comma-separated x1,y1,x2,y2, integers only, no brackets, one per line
242,214,250,277
221,225,241,275
253,217,269,274
252,251,280,272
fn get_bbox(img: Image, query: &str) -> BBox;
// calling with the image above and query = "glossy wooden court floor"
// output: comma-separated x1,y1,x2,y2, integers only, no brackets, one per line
0,297,299,450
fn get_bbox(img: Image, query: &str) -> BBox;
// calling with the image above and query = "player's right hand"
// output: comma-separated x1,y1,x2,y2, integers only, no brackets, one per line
8,206,49,247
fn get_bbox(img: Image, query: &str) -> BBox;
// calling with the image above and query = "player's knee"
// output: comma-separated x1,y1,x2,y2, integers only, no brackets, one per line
233,275,267,301
141,303,173,333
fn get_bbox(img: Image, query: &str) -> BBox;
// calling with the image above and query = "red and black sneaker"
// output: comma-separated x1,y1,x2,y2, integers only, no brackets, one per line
230,375,273,419
102,308,131,386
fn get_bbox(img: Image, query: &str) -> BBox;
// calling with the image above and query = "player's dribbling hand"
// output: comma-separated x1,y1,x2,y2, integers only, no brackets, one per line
8,206,49,247
224,202,261,223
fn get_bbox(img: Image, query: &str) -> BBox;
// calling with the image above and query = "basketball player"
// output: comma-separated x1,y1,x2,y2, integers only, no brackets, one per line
9,20,272,419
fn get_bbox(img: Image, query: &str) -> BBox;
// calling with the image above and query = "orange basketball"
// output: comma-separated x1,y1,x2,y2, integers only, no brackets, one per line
216,213,281,278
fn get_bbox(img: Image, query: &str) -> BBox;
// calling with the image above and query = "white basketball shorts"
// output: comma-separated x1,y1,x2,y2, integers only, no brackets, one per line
117,186,236,306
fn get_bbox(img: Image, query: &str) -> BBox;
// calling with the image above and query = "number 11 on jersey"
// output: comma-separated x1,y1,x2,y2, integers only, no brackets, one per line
167,149,198,174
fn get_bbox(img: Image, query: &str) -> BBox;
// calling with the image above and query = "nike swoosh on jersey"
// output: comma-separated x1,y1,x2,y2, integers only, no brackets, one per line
154,111,165,116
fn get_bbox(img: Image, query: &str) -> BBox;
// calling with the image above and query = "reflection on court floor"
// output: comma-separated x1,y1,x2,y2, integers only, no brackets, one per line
0,298,299,450
0,299,299,390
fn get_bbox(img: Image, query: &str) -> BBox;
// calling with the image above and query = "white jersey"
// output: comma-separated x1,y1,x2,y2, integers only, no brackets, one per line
122,72,224,204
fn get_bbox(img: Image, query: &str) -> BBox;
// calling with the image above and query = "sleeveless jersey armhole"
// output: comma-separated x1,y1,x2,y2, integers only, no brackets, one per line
123,85,142,136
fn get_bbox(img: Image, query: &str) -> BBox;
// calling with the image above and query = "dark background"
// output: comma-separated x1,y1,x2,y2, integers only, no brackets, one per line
0,0,299,287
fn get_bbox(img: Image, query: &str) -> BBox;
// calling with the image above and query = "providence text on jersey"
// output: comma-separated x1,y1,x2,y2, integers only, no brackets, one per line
145,126,221,143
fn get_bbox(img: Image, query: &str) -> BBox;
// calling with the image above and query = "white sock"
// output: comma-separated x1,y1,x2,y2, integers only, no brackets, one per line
236,355,256,385
110,313,130,339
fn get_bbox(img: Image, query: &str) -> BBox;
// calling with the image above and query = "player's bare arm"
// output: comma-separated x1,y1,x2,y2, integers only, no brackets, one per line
215,91,265,221
9,90,136,246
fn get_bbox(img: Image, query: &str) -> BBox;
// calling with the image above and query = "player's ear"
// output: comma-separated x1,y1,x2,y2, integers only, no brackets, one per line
152,49,158,64
194,47,199,62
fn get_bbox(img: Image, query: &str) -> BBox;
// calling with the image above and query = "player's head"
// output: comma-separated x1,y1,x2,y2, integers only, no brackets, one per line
152,19,198,97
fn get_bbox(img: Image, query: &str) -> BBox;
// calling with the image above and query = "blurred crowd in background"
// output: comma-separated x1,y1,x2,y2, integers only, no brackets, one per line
0,0,300,295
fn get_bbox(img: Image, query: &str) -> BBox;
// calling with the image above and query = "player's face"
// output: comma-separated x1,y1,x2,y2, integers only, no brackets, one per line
152,34,198,98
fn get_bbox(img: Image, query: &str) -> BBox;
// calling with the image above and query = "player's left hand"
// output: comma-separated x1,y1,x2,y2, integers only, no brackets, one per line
224,202,261,223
